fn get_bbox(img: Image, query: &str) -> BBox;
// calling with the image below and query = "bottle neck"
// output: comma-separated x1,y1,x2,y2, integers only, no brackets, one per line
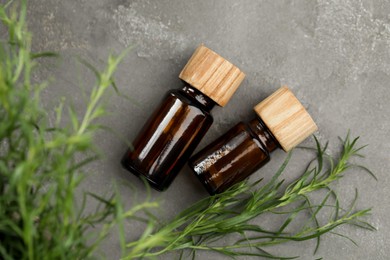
248,116,279,153
181,84,216,111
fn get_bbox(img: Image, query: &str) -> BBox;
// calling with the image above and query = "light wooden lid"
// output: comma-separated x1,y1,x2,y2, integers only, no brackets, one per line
254,86,318,152
179,45,245,107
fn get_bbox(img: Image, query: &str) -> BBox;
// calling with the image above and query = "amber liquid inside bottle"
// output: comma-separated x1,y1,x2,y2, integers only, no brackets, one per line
188,117,279,195
121,84,216,191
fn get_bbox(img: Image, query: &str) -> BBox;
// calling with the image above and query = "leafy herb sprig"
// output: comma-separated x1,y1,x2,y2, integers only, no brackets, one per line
124,135,376,259
0,2,157,259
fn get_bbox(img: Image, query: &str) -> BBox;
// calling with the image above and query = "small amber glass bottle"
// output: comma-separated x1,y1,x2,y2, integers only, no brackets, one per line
121,45,245,191
188,86,318,195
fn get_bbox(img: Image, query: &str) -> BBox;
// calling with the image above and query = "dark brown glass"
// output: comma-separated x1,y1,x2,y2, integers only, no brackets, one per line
121,84,216,191
188,116,279,195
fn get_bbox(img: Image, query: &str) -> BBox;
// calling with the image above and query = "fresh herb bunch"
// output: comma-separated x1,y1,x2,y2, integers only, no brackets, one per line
0,2,157,259
124,135,376,259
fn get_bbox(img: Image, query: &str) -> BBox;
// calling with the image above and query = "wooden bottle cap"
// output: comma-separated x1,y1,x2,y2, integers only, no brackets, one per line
254,86,318,152
179,45,245,107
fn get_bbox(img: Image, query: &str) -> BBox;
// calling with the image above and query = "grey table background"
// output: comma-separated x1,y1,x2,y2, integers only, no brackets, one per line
29,0,389,259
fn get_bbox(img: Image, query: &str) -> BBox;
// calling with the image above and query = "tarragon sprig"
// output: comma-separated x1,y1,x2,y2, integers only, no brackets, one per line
124,134,376,259
0,2,157,259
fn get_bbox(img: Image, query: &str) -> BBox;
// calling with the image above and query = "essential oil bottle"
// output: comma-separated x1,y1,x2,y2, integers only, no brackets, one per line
121,45,245,191
188,86,318,195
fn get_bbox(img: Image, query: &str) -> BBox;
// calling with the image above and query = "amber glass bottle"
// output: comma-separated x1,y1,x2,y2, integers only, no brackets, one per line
189,86,318,195
121,45,245,191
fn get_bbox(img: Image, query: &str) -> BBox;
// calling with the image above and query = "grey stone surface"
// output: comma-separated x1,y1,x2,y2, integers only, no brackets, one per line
28,0,389,259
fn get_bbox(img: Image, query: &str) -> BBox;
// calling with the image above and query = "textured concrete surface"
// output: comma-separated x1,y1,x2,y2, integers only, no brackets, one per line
29,0,389,259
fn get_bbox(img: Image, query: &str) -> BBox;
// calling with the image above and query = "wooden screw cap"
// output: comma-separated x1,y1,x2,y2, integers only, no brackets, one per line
179,45,245,107
254,86,318,152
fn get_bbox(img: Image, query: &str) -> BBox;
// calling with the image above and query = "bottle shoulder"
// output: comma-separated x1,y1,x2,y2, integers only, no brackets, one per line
245,118,277,154
166,89,214,117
